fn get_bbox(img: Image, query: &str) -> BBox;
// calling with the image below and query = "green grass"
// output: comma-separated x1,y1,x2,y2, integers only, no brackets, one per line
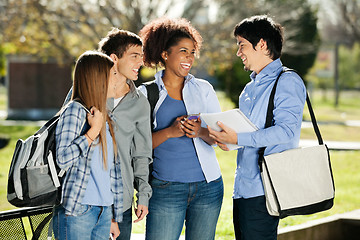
301,124,360,142
0,86,6,111
304,90,360,121
0,89,359,239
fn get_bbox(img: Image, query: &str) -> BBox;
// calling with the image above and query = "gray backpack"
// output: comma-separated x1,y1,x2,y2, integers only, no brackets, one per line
7,101,89,207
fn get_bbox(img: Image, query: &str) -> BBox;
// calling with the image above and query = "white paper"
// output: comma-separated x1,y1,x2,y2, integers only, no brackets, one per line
200,109,258,150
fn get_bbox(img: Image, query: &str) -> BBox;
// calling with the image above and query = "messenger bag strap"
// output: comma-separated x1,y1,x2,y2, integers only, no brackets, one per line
305,92,323,145
258,68,324,171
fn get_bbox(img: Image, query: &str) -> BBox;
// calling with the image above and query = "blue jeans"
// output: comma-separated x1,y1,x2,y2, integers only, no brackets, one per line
53,204,112,240
145,177,223,240
116,207,132,240
233,196,279,240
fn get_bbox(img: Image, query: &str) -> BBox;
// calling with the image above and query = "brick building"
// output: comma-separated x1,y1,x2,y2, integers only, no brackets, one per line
6,55,72,120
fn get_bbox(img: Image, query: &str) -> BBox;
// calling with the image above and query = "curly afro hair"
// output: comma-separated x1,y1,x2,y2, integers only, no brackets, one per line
139,17,203,68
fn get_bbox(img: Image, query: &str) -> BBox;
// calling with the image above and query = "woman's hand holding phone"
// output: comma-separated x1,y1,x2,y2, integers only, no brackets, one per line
181,114,201,138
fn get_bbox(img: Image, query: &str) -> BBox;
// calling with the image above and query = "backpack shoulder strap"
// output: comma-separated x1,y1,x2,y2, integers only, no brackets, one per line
142,80,159,130
143,80,159,112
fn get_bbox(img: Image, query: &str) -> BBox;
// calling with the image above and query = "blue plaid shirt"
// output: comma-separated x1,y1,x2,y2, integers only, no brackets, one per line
55,101,123,222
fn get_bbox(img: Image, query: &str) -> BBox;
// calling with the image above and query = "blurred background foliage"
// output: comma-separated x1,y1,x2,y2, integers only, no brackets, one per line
0,0,359,105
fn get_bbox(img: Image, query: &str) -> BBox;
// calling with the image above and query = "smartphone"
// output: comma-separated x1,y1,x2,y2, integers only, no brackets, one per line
187,114,199,121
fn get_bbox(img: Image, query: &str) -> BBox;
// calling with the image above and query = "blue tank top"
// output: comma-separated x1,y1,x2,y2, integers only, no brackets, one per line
153,95,205,182
82,123,114,206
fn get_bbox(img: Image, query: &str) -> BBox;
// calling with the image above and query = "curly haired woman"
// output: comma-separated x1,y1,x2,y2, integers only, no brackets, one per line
138,17,224,240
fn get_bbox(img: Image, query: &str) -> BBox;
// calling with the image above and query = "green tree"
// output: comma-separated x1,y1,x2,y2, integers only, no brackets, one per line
281,4,320,78
317,0,360,106
339,43,360,90
215,58,249,107
307,43,360,102
0,0,208,64
0,45,5,80
319,0,360,45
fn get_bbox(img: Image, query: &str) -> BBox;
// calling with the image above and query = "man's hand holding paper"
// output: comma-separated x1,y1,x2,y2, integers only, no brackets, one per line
207,121,237,151
201,109,258,150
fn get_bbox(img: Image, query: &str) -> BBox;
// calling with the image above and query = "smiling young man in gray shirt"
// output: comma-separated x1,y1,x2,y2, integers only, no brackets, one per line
99,28,152,240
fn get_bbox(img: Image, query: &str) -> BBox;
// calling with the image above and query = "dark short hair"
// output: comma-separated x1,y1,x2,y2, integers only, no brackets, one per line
98,28,142,58
139,17,203,68
233,15,283,60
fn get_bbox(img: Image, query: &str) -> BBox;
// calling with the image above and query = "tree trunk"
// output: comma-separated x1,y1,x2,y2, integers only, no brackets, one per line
334,42,340,108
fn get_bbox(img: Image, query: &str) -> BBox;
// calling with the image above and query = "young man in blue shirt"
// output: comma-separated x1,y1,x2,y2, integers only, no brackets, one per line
208,15,306,240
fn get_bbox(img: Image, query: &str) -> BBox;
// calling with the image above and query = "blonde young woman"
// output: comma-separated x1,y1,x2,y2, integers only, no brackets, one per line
53,51,123,240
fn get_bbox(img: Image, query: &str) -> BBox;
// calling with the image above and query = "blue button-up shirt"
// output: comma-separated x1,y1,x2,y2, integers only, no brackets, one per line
234,59,306,199
139,70,222,182
55,101,123,222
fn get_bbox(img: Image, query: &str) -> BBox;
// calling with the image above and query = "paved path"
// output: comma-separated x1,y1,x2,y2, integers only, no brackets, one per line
278,209,360,235
300,139,360,150
301,120,360,128
131,209,360,239
300,120,360,150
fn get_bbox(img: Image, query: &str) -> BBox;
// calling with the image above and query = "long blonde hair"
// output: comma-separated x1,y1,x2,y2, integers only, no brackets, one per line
71,50,117,169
